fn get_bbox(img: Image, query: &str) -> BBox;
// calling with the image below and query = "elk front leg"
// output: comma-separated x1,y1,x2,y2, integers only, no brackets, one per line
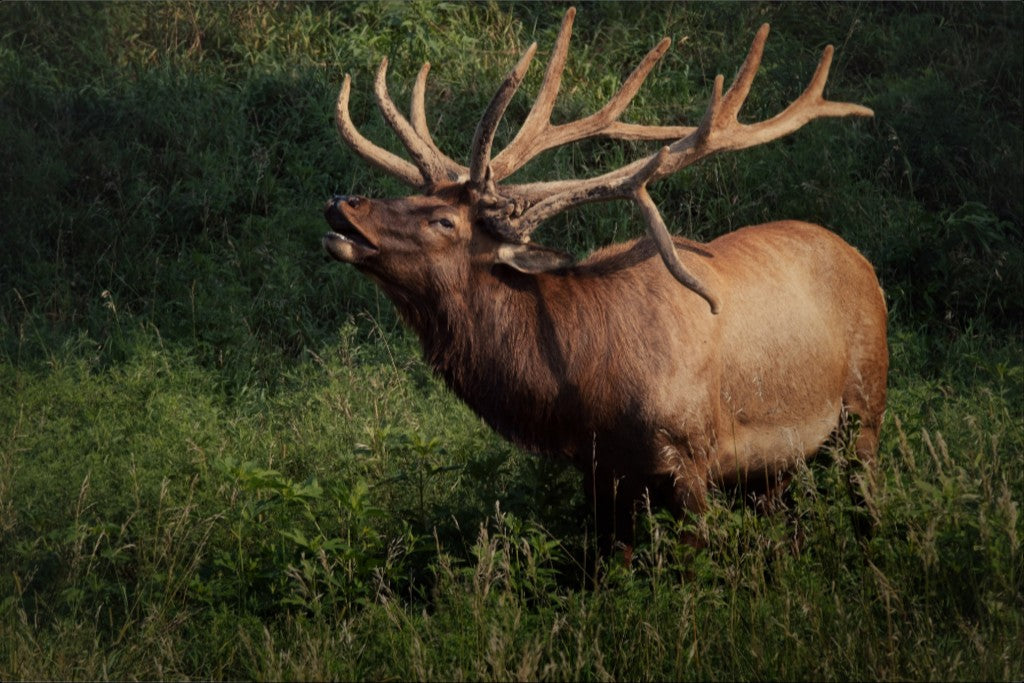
672,466,710,549
583,463,637,564
657,430,714,549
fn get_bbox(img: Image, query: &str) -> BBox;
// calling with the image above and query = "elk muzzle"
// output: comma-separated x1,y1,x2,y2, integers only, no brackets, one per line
323,195,379,263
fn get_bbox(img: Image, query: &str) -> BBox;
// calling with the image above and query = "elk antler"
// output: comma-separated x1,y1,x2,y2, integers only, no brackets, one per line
492,22,873,239
334,9,873,313
483,18,868,313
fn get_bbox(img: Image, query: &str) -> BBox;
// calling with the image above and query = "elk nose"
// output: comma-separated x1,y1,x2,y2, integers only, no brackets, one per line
325,195,363,220
332,194,363,208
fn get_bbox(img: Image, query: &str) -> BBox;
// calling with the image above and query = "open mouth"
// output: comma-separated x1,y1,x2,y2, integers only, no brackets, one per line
323,205,378,261
326,212,377,250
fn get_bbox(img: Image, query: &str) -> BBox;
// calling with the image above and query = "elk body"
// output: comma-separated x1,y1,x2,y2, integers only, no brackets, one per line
323,9,888,555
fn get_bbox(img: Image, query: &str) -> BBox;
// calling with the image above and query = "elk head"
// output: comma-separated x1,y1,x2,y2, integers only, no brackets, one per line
323,185,574,303
323,7,872,314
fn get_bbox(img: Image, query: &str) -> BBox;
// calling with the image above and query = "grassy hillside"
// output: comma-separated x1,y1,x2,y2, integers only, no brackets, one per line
1,2,1021,679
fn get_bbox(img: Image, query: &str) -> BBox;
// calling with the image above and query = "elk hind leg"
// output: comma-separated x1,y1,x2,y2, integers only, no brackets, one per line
840,379,886,538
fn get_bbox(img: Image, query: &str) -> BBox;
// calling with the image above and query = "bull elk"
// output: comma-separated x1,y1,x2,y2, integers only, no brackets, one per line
322,8,888,557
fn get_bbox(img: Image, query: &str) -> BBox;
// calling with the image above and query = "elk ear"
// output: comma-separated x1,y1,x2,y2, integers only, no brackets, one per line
494,243,574,274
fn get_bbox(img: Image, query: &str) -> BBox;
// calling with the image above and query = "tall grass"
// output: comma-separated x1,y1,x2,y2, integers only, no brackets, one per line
1,2,1021,680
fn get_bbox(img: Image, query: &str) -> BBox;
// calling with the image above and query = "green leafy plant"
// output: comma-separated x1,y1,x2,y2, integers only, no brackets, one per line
203,457,413,616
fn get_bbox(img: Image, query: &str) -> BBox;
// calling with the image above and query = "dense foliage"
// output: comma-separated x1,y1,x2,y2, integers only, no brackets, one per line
1,2,1021,680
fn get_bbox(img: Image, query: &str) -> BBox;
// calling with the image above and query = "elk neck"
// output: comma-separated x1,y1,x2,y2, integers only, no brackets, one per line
383,248,684,460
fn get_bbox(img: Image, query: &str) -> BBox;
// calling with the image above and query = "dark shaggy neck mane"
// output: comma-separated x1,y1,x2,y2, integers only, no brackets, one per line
387,247,677,459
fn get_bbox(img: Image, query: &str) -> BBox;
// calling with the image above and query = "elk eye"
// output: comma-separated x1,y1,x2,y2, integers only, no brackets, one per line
434,218,455,230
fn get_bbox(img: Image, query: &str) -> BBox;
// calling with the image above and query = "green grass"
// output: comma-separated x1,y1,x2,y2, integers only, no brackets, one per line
1,2,1022,680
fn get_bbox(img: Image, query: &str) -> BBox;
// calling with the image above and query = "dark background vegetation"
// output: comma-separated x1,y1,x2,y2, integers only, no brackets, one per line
1,2,1021,679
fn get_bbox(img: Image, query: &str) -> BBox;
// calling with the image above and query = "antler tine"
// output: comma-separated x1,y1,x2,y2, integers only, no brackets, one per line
336,73,425,188
791,45,874,118
635,185,720,314
718,23,769,124
410,62,433,139
411,62,470,182
374,58,466,184
585,38,680,134
629,148,720,313
469,42,538,187
488,8,575,180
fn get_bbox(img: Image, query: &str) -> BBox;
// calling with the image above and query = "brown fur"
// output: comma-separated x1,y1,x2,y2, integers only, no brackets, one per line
324,185,889,554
